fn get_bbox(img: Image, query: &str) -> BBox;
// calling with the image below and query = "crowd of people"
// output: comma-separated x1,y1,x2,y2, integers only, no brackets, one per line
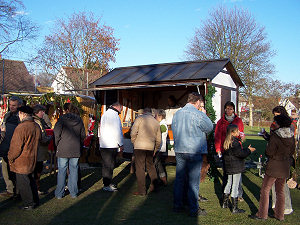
0,93,298,221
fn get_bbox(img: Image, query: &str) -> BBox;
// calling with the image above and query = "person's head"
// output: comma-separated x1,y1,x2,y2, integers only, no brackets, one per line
9,96,22,113
17,106,33,121
167,95,177,107
223,124,239,150
272,106,288,117
187,92,204,110
155,109,166,122
63,103,80,115
273,114,292,129
111,102,123,114
143,107,152,114
224,101,235,116
33,104,46,119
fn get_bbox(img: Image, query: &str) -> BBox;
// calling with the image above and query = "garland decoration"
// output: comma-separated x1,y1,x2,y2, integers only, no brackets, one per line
205,84,218,181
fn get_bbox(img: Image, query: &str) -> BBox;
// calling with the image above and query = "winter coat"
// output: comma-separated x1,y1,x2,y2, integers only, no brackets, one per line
33,115,52,161
8,117,41,174
99,107,123,148
265,127,295,178
214,114,244,153
131,113,161,152
223,137,251,175
54,113,86,158
0,111,19,157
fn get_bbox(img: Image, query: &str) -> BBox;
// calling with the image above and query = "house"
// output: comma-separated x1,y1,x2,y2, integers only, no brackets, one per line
90,58,243,122
280,97,299,115
51,67,104,95
88,58,243,155
0,59,35,93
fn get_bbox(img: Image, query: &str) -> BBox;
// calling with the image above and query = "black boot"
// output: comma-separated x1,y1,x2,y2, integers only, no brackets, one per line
222,194,230,208
232,197,245,214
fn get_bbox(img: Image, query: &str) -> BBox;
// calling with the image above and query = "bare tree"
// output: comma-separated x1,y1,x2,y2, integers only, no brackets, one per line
35,72,55,87
36,11,119,91
185,6,275,126
0,0,38,56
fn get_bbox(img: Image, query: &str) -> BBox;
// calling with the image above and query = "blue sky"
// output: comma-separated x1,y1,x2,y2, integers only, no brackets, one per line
13,0,300,83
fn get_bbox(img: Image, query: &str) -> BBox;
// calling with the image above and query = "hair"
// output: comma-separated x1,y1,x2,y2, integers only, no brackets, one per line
223,124,239,150
63,103,80,115
143,108,152,113
168,95,177,106
9,96,23,105
112,102,122,108
156,109,166,119
187,92,203,104
272,106,288,117
224,101,235,111
33,104,46,115
274,114,292,128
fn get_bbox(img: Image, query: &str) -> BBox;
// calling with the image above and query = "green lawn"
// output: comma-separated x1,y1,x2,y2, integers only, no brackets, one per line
1,157,299,225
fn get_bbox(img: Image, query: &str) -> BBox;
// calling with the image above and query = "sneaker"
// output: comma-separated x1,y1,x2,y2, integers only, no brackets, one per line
189,208,207,217
284,208,293,215
38,190,48,195
103,184,118,192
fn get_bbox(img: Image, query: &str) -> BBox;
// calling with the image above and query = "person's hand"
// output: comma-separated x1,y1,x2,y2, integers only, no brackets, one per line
119,146,124,152
200,107,206,114
248,145,256,152
1,126,5,132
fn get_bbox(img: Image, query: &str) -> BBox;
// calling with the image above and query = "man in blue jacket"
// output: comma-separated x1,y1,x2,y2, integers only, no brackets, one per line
172,92,213,217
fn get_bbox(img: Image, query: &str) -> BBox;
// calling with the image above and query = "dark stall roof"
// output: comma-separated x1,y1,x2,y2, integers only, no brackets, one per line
90,58,243,90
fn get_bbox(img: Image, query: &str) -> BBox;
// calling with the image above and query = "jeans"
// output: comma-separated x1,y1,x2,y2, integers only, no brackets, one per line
257,174,285,220
55,157,79,198
173,153,202,214
224,173,242,198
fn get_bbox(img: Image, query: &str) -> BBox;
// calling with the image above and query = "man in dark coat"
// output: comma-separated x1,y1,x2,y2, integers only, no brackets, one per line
0,96,22,197
8,106,41,210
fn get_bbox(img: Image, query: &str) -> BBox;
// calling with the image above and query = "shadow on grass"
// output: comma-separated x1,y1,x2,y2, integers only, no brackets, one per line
213,169,223,207
47,164,199,225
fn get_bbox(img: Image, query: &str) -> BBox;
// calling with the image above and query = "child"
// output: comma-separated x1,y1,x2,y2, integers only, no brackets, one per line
154,109,168,185
222,124,256,213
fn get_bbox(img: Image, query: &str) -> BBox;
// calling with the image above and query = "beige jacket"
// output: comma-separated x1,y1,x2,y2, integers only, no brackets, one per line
131,113,161,152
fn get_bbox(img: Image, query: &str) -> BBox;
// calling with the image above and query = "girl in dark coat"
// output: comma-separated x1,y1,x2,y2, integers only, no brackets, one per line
222,124,256,213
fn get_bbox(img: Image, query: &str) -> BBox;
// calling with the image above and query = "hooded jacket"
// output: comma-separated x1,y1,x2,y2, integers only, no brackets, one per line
54,113,86,158
265,127,295,178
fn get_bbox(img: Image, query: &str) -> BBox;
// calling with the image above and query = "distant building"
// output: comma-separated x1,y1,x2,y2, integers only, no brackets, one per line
51,67,104,95
280,97,299,116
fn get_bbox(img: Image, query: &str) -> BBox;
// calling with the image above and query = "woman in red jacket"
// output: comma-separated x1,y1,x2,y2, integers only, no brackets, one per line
215,101,245,201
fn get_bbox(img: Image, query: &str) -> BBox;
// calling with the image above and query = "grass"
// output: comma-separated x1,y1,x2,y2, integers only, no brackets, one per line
0,137,299,224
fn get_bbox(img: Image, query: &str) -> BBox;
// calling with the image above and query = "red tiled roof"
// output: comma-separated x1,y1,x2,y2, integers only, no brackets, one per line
0,59,35,93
